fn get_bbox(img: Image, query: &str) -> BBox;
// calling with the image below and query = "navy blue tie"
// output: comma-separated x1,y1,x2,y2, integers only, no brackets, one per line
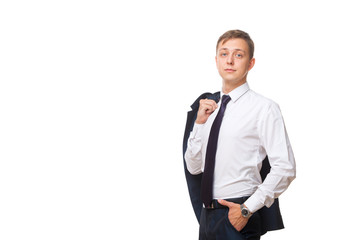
201,95,231,207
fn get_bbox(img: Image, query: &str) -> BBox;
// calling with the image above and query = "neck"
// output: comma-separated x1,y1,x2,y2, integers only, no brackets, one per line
222,79,247,94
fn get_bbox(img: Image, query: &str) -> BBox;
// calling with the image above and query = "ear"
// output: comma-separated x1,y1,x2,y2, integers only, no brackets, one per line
215,55,219,69
248,58,255,71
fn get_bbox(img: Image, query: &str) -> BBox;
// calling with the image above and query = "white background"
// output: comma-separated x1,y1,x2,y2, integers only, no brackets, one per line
1,0,359,239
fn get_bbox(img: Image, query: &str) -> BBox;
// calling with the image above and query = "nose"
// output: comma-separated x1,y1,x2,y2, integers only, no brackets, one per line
226,54,234,65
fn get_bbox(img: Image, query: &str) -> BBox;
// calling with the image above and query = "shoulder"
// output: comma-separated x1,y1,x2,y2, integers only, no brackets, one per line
247,90,285,127
247,89,280,110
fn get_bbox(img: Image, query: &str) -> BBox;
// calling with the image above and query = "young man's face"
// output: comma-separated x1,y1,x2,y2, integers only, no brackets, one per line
216,38,255,87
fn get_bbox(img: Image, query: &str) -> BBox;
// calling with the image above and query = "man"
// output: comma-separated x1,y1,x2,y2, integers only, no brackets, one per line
184,30,296,239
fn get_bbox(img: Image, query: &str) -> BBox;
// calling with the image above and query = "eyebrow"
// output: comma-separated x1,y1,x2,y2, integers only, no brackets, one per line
218,48,246,53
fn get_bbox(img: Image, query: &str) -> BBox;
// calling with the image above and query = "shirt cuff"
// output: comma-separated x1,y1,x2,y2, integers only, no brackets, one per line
244,194,265,213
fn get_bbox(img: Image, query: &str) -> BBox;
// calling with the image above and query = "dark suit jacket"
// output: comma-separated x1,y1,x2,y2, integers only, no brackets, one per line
182,91,284,235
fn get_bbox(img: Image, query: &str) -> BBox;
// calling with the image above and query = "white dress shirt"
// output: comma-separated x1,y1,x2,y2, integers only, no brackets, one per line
185,82,296,213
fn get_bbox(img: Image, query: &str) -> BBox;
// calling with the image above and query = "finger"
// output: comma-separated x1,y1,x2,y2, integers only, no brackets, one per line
217,199,233,208
201,103,217,113
205,109,215,114
205,106,216,113
205,99,218,108
201,99,217,107
206,100,218,108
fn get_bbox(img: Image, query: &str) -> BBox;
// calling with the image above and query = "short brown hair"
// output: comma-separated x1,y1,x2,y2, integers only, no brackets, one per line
216,29,255,59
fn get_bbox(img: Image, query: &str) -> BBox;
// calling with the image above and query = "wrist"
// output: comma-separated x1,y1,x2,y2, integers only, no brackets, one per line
195,118,206,124
240,204,253,218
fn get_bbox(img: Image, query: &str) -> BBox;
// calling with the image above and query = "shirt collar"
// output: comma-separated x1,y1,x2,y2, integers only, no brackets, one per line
221,82,250,103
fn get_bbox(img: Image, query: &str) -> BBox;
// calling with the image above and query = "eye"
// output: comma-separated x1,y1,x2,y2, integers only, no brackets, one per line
235,53,242,58
221,52,227,57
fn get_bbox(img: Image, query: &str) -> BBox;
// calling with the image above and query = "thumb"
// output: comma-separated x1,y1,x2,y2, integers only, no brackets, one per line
218,199,233,208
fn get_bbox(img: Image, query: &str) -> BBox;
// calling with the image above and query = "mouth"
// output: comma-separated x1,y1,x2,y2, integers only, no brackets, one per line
225,68,236,72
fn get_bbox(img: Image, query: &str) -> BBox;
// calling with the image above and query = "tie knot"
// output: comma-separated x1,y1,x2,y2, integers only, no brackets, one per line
221,95,231,106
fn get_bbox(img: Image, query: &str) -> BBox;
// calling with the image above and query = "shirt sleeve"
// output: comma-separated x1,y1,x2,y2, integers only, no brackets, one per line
245,102,296,213
184,123,204,175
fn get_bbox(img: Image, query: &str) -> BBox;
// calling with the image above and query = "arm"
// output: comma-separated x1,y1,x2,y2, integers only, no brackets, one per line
184,99,218,175
245,102,296,213
185,123,205,174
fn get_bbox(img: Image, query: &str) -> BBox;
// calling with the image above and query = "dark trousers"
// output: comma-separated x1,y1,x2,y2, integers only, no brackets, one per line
199,206,262,240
